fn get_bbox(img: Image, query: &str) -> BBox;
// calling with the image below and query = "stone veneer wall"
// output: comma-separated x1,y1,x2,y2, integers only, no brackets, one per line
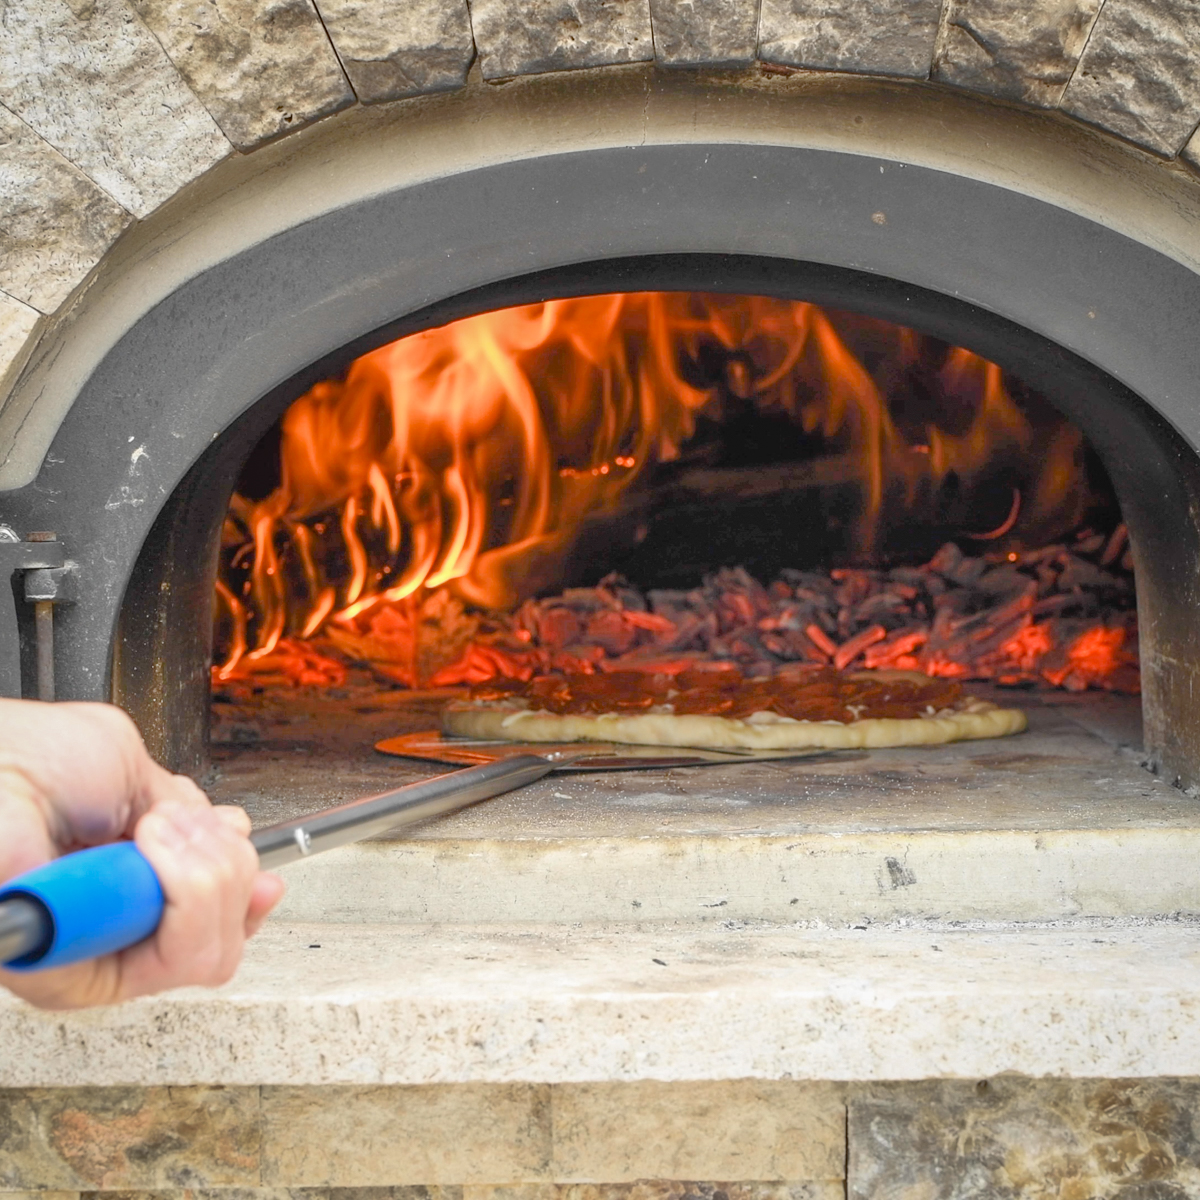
4,1078,1200,1197
2,0,1200,406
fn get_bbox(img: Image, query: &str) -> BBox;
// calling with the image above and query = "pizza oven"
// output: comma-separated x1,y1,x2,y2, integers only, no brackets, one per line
1,73,1200,796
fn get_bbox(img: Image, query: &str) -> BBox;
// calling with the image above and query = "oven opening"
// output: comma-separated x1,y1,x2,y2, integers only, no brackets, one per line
205,290,1141,817
213,292,1136,697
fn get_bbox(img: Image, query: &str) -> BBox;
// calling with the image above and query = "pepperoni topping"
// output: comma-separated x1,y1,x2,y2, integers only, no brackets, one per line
467,667,964,723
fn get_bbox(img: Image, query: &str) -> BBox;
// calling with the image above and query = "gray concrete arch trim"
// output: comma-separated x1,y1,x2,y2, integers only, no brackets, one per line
3,135,1200,773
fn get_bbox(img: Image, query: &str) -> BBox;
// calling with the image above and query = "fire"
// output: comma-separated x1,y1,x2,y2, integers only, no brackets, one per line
215,293,1126,689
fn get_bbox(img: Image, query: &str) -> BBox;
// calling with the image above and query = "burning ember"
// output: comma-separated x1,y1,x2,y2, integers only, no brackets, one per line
219,532,1137,694
215,293,1137,694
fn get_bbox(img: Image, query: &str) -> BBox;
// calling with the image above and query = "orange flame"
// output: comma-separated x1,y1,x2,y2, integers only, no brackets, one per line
215,293,1099,679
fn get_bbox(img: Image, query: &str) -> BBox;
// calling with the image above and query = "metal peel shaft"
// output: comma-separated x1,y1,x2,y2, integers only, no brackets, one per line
0,896,51,964
251,753,555,868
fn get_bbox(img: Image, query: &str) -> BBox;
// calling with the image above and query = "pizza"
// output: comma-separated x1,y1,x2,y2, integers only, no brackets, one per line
442,666,1027,751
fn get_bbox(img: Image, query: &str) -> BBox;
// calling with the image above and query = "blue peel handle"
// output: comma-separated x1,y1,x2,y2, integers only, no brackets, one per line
0,842,165,971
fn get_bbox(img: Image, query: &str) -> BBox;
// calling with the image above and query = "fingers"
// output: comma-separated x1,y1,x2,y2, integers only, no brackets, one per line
0,776,60,880
113,800,261,1000
245,873,286,938
202,806,283,936
0,700,164,851
213,804,253,836
158,772,213,813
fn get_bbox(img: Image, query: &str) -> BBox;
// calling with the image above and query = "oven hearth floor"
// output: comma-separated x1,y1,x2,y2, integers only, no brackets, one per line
207,682,1199,924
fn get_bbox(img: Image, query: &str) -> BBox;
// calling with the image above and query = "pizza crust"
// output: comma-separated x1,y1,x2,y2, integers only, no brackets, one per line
443,698,1027,750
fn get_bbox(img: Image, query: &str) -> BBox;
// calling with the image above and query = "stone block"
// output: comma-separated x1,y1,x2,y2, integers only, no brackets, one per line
0,1087,261,1190
649,0,758,66
758,0,941,79
550,1082,845,1183
0,294,41,387
294,1191,463,1200
77,1194,287,1200
1184,126,1200,176
314,0,476,103
1060,0,1200,157
0,0,230,219
127,0,357,151
464,1187,843,1200
260,1085,552,1185
467,0,654,80
0,106,132,314
932,0,1102,108
81,1191,455,1200
848,1078,1200,1198
0,1193,79,1200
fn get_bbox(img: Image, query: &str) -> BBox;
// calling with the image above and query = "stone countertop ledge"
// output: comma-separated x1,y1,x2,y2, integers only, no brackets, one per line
4,916,1200,1088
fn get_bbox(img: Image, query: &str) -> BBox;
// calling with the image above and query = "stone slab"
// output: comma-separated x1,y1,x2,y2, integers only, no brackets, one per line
758,0,941,79
932,0,1103,108
0,1087,260,1190
127,0,356,151
468,0,654,81
6,918,1200,1086
0,0,230,220
550,1082,844,1182
0,1193,78,1200
0,294,40,389
648,0,758,66
0,105,132,313
260,1085,552,1185
848,1077,1200,1198
69,1193,291,1200
270,823,1200,926
314,0,476,104
1060,0,1200,157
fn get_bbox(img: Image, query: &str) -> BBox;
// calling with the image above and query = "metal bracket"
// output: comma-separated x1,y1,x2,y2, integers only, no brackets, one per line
0,526,66,699
23,565,78,605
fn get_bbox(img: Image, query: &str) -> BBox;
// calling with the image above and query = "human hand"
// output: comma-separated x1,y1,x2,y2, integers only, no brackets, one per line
0,700,284,1009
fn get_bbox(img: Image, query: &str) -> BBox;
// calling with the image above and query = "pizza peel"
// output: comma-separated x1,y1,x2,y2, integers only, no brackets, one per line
376,730,866,771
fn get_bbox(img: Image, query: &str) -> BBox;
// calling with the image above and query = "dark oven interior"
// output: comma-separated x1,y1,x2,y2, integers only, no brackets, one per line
104,256,1200,804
